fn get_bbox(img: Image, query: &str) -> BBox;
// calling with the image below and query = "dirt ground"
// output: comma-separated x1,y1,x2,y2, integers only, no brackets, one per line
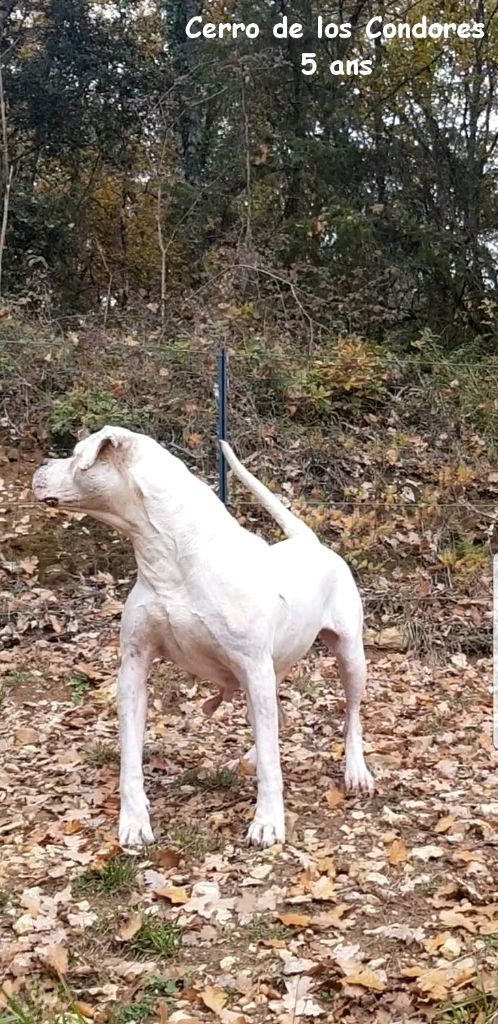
1,452,497,1024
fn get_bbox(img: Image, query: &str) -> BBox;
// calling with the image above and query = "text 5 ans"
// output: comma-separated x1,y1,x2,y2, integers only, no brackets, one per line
302,54,373,76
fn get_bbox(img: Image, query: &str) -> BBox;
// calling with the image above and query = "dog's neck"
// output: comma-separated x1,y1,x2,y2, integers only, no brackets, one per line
125,448,236,592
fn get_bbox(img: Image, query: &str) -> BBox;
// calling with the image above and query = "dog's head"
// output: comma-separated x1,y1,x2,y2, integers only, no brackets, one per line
32,426,142,527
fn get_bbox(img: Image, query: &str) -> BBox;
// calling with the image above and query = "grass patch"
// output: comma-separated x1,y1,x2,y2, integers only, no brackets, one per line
246,914,289,943
2,671,31,687
129,919,182,960
69,674,89,705
167,822,223,857
86,742,120,767
74,855,137,896
0,993,37,1024
0,989,81,1024
436,986,498,1023
114,977,184,1024
178,767,240,792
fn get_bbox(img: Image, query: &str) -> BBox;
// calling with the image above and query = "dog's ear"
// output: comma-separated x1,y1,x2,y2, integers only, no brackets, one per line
77,426,125,471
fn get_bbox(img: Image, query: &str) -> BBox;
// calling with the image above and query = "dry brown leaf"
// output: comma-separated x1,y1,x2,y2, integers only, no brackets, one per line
168,1018,202,1024
276,912,312,928
154,1002,169,1024
20,556,38,575
15,728,39,747
424,931,452,954
76,664,104,680
439,910,477,934
453,849,484,863
342,968,385,992
238,757,256,777
100,597,124,617
311,905,348,931
117,913,143,941
73,1002,96,1020
43,944,68,976
155,849,181,870
388,838,408,865
309,875,336,902
403,959,475,1001
63,820,82,835
200,986,228,1014
479,919,498,935
155,886,189,905
434,815,455,834
324,788,344,809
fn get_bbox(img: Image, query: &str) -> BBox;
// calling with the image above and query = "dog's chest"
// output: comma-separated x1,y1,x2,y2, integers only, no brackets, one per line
152,599,230,683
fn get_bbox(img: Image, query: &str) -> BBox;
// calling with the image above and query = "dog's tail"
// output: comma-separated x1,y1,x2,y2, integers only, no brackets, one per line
219,441,316,541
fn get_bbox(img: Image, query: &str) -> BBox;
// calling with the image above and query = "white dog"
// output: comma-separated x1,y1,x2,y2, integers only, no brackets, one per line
32,426,373,848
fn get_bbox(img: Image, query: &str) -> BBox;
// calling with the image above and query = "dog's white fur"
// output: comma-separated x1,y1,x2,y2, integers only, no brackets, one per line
32,426,373,848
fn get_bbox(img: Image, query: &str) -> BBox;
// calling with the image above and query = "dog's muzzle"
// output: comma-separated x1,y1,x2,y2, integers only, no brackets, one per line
43,496,59,507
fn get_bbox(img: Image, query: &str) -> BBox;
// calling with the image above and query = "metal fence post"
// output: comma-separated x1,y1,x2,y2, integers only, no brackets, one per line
216,347,228,505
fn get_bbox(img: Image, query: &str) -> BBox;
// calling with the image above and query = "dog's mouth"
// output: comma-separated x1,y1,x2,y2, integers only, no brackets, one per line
43,496,59,507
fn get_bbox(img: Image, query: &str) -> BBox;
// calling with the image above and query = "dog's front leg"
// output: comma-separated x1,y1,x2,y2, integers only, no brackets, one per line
245,664,285,848
118,646,154,846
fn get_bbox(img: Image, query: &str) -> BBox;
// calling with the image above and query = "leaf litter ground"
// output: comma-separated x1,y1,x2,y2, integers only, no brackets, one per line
1,456,497,1024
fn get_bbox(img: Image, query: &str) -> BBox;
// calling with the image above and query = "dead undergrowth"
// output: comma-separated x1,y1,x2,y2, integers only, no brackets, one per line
0,425,497,1024
1,317,497,1022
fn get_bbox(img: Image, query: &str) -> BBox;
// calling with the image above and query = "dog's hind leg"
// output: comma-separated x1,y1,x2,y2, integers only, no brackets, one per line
321,627,374,795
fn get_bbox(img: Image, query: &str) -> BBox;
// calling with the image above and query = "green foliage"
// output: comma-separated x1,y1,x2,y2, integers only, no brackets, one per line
436,987,498,1024
0,0,497,343
287,337,389,416
129,919,182,959
75,856,138,895
49,389,136,444
166,823,223,857
86,742,120,767
114,977,184,1024
178,767,241,792
69,674,89,705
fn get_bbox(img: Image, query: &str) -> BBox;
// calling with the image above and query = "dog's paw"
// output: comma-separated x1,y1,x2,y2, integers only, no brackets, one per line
345,760,375,795
119,809,154,847
247,815,285,848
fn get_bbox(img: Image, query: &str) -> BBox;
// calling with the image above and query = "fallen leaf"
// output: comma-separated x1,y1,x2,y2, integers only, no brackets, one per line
439,910,476,934
117,913,143,941
479,919,498,935
14,728,39,747
388,838,408,865
42,944,68,976
308,875,335,902
412,845,444,861
183,882,235,924
155,849,181,870
404,960,475,1001
324,788,344,809
156,886,189,905
200,986,228,1014
73,1002,96,1020
342,968,385,992
283,956,316,975
434,815,455,834
369,923,424,944
276,912,311,928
